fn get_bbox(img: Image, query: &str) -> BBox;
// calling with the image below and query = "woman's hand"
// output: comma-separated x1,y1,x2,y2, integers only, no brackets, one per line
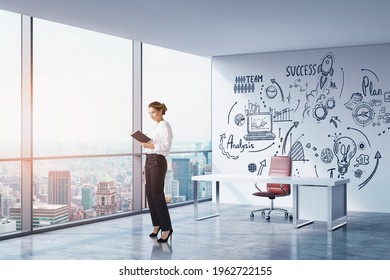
142,142,154,149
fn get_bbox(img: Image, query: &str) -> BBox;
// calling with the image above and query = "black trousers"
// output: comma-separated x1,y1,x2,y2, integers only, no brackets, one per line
145,153,172,231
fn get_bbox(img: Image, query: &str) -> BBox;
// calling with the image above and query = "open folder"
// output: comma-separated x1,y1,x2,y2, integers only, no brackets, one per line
130,130,151,143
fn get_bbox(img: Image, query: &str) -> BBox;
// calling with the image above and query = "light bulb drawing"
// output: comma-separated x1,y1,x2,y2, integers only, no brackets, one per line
333,136,357,176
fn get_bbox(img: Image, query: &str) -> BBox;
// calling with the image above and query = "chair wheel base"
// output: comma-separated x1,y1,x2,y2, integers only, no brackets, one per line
250,209,293,222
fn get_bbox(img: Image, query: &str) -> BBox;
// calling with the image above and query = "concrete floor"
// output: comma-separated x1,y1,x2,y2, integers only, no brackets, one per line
1,203,389,260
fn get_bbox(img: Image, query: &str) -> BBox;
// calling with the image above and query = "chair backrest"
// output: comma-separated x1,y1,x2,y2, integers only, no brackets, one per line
267,156,292,195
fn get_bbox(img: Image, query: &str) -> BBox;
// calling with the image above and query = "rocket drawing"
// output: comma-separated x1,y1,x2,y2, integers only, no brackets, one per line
318,53,334,89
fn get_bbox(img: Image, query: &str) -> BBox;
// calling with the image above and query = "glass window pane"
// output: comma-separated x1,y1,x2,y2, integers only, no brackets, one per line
142,45,212,207
1,161,21,235
33,156,133,229
0,10,21,158
33,19,133,156
0,9,21,236
140,151,212,209
142,44,211,151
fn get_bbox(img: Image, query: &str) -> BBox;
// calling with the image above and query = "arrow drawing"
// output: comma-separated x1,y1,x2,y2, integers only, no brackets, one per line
330,116,341,128
347,127,371,147
282,121,299,154
271,78,285,102
228,102,238,125
249,142,275,153
287,92,291,103
358,151,381,190
294,99,300,113
362,68,379,82
339,67,345,98
257,159,267,175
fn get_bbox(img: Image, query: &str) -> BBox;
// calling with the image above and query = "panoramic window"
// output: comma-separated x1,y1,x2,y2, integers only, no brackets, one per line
0,10,21,235
32,19,133,228
142,44,212,206
33,19,133,156
0,10,21,158
1,13,212,237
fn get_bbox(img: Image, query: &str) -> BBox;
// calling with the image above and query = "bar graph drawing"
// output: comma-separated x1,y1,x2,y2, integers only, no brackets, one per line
271,108,293,122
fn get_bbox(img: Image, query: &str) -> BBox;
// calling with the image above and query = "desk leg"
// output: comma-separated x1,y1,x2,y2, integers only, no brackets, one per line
293,184,314,229
194,180,199,221
194,180,220,221
327,183,348,231
216,180,220,214
293,184,298,229
327,184,332,231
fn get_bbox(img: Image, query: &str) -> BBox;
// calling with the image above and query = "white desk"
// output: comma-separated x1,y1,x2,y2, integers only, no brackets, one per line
191,174,350,231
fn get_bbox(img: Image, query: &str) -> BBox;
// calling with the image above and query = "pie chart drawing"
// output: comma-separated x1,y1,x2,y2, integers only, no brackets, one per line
235,113,246,126
289,141,305,161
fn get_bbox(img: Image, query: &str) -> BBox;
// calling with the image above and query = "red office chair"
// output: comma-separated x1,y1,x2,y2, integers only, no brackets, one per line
250,156,293,221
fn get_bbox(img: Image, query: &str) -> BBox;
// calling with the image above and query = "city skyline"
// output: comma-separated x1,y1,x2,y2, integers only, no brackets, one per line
1,141,212,234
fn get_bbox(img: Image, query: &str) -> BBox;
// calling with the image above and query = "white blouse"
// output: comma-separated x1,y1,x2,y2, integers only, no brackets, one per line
145,120,173,157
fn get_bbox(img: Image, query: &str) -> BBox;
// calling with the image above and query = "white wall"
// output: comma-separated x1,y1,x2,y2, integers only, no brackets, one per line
212,44,390,213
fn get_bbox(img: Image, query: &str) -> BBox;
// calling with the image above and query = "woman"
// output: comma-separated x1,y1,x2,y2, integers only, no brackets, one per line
141,101,173,243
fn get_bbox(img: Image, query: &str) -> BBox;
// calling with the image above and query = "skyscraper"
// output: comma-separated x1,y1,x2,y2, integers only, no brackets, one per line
81,184,94,210
48,170,71,218
96,180,117,216
172,158,191,200
48,170,71,205
9,204,69,230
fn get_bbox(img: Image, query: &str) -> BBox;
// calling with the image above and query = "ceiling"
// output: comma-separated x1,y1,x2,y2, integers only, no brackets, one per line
1,0,390,57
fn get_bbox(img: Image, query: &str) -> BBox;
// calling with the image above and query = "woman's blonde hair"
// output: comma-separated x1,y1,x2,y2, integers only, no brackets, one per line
148,101,168,115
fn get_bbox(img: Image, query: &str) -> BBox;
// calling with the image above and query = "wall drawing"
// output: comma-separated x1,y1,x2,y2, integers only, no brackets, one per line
213,44,390,212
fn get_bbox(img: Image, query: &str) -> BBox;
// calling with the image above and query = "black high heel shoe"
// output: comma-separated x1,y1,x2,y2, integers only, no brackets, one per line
157,229,173,243
149,227,161,238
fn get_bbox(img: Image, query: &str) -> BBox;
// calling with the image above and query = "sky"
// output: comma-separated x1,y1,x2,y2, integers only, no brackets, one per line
0,10,211,157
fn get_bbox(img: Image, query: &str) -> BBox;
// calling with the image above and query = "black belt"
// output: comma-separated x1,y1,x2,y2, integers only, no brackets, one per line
146,153,164,158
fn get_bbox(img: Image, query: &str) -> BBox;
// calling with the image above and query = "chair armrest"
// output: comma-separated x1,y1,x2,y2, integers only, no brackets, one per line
255,183,262,192
279,184,288,195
